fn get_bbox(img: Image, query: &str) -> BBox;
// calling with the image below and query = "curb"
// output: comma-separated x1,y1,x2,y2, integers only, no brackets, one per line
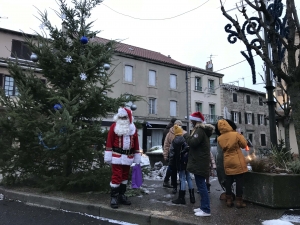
0,187,196,225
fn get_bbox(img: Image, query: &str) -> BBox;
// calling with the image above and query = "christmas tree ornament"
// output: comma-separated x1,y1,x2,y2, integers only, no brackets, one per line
80,73,87,80
80,36,88,44
130,104,137,111
39,23,45,29
64,55,73,63
103,63,110,70
53,104,62,110
30,53,39,62
60,13,66,20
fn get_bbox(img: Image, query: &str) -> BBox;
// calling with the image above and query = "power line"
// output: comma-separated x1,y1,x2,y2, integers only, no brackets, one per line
214,54,258,72
101,0,210,21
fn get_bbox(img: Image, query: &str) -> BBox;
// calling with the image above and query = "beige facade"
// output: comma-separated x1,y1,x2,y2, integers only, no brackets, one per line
0,27,224,151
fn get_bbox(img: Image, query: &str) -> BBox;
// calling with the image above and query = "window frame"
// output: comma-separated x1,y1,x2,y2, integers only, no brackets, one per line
233,112,238,123
208,79,215,93
124,65,133,83
259,97,263,106
170,100,177,117
261,133,266,146
209,104,215,123
246,113,252,124
149,98,157,114
170,74,177,89
246,95,251,104
4,75,18,96
195,77,202,91
148,70,156,86
195,102,202,112
10,39,32,61
233,93,237,102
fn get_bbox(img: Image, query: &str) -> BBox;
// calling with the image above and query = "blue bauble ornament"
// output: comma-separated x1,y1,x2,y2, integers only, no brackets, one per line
80,36,88,44
54,104,62,110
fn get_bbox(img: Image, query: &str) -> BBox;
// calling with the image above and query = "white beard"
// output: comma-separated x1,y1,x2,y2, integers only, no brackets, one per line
114,119,130,136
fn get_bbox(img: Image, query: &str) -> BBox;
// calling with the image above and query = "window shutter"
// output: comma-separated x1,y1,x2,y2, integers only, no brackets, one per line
245,113,248,124
252,113,255,125
239,112,242,124
231,111,233,121
257,114,260,125
11,40,22,58
0,74,3,88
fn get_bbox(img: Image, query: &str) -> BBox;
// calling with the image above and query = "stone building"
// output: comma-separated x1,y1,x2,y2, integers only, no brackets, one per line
221,84,270,150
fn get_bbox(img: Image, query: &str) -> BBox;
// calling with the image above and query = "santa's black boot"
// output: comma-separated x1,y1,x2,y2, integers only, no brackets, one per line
118,183,131,205
110,186,120,209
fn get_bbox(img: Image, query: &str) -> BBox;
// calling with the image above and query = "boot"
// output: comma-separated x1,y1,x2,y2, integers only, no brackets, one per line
236,196,246,208
226,195,234,207
110,186,120,209
172,190,186,204
189,189,195,204
118,183,131,205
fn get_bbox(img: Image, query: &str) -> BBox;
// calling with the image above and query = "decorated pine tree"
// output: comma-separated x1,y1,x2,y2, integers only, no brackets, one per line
0,0,140,191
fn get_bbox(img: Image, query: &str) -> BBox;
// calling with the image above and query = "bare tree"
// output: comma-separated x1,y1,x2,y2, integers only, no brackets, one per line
220,0,300,155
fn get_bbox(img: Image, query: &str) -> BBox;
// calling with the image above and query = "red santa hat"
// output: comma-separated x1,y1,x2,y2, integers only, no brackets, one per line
117,107,133,124
189,111,205,123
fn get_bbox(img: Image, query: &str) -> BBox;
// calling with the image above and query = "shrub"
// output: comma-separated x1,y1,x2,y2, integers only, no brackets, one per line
287,159,300,174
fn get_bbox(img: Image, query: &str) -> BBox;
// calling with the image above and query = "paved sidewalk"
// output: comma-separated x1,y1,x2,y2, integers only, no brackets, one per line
0,178,298,225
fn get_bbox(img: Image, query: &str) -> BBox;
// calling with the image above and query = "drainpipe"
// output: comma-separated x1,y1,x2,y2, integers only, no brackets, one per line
186,68,191,132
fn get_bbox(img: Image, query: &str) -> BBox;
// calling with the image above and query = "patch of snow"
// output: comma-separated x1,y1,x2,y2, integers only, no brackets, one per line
262,219,294,225
0,194,3,200
281,214,300,223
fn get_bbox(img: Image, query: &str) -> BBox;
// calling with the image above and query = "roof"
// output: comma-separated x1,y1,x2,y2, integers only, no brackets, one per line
0,27,223,77
222,83,266,95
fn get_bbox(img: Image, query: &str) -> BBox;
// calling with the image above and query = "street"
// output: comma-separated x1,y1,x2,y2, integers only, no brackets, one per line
0,199,137,225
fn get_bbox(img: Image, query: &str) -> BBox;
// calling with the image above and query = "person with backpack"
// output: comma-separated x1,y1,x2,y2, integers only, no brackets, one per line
170,124,195,205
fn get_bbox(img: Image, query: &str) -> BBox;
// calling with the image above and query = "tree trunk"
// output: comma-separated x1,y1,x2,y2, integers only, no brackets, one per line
283,117,291,159
288,83,300,156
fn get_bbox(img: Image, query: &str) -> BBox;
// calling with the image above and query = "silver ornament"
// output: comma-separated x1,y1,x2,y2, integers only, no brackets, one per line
103,64,110,70
130,104,137,111
30,53,38,62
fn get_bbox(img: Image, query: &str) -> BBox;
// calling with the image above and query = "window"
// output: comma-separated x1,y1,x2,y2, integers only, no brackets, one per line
170,74,177,89
170,100,177,117
208,80,214,93
209,104,215,122
149,98,157,114
245,113,252,124
246,95,251,104
195,102,202,112
277,90,283,96
233,112,238,123
248,133,253,143
4,76,18,96
11,39,31,60
124,65,133,82
233,93,237,102
0,74,3,88
195,77,202,91
261,134,266,146
148,70,156,86
259,97,263,106
258,114,264,125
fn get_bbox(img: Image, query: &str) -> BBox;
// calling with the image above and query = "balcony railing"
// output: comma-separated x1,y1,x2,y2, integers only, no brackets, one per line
203,114,223,124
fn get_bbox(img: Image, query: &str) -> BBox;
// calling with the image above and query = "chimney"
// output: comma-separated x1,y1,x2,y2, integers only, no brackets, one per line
206,60,213,71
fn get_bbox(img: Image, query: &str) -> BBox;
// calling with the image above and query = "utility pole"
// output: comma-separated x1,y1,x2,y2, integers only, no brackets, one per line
263,0,277,147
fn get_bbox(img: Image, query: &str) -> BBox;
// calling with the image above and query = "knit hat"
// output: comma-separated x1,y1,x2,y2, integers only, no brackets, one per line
174,124,183,136
189,111,205,123
174,120,183,126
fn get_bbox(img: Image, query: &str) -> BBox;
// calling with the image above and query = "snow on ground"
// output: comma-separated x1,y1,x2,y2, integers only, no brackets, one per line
262,220,294,225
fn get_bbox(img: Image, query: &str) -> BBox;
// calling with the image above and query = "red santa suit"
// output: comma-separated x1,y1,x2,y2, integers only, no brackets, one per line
104,107,141,187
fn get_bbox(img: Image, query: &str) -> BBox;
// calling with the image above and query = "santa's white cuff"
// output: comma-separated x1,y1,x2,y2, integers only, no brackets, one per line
133,153,141,164
104,150,112,163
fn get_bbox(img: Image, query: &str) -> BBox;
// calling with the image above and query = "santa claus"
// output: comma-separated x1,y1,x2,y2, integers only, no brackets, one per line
104,107,141,209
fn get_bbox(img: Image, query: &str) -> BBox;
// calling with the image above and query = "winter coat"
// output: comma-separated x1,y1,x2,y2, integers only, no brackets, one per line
216,143,226,189
184,122,214,178
217,119,248,175
168,136,189,171
161,122,174,146
163,127,187,161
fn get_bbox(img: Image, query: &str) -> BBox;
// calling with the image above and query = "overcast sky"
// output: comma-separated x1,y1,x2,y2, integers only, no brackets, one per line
1,0,297,93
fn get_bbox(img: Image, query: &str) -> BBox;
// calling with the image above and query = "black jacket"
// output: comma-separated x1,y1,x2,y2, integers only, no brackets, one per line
169,136,189,171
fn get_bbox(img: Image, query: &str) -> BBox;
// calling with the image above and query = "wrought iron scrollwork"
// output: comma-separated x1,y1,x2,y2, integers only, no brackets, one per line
223,0,288,84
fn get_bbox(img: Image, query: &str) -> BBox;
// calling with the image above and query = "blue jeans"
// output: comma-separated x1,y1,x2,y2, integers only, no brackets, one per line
179,170,193,190
194,174,210,214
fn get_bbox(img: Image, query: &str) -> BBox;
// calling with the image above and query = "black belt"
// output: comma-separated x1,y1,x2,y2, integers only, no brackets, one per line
113,148,134,155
